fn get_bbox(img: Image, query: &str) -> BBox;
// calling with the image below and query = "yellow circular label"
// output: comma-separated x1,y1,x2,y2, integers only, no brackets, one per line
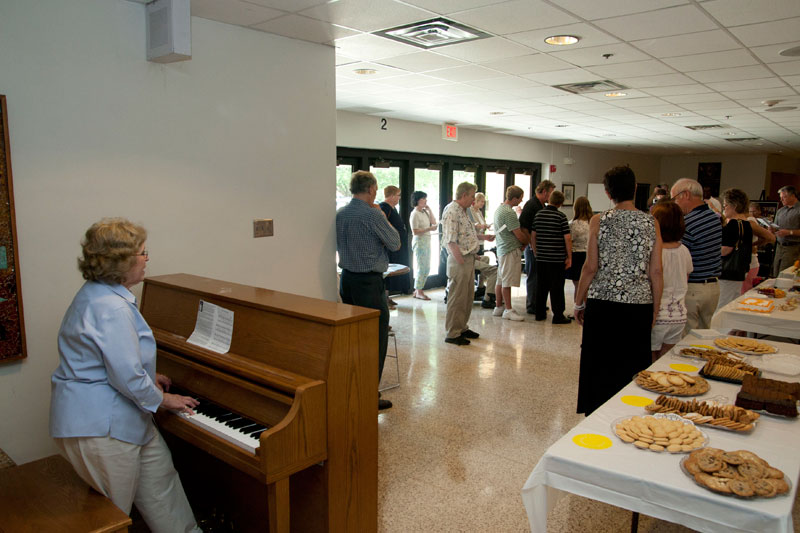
572,434,613,450
670,363,698,372
620,395,653,407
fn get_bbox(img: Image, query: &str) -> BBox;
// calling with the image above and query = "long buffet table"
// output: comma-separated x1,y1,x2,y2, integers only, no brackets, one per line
521,333,800,533
710,271,800,340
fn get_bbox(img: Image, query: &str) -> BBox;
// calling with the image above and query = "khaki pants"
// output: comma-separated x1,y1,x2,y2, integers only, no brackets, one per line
683,281,720,336
772,243,800,276
474,255,497,295
55,428,200,533
445,253,475,339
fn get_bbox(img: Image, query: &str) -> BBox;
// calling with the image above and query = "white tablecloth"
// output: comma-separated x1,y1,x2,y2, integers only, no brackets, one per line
522,335,800,533
710,278,800,339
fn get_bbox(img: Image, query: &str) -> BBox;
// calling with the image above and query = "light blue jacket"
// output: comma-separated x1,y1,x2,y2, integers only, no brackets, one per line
50,281,163,445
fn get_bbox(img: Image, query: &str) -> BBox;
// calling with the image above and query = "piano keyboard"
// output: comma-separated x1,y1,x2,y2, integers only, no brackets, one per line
169,388,268,454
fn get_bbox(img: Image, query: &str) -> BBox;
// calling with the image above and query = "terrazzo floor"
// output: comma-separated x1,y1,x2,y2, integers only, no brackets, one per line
377,282,800,532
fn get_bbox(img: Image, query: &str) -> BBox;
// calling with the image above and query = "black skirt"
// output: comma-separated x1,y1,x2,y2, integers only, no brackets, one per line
576,299,653,415
566,251,586,281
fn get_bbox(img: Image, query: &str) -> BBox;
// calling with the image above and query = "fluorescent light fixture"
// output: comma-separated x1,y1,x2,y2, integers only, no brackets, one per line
604,92,626,97
661,112,682,117
545,35,580,46
354,68,377,75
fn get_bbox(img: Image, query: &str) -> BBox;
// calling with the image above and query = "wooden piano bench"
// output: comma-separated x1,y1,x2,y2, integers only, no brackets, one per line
0,454,132,532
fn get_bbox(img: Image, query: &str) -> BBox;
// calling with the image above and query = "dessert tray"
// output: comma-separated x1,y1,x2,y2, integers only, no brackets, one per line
635,370,709,396
612,414,707,453
751,353,800,377
713,337,777,356
645,395,758,432
681,448,791,499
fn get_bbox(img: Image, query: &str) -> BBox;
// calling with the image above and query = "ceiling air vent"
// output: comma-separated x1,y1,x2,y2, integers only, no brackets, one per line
552,80,628,95
685,124,724,131
725,137,761,143
374,18,491,49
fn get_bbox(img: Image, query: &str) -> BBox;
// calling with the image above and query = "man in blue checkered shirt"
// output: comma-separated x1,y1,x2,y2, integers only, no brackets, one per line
337,171,401,410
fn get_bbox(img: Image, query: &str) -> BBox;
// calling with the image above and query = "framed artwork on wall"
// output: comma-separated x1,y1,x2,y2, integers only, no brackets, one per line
0,95,26,363
562,183,575,206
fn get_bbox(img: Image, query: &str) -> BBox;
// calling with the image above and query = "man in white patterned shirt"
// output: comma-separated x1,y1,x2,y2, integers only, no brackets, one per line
441,182,495,346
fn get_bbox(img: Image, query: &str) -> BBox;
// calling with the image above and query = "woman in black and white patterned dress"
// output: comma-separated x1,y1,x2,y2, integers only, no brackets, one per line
574,167,663,415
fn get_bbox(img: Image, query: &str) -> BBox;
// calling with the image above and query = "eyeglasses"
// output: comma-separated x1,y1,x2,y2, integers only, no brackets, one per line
136,250,149,258
670,190,687,201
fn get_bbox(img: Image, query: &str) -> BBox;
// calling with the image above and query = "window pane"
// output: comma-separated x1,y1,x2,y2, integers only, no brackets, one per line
485,172,506,229
336,164,353,210
414,168,440,275
452,171,475,199
369,165,400,204
514,173,531,206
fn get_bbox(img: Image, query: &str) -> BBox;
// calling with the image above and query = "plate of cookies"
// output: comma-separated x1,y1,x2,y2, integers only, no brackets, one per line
612,414,708,453
713,337,777,356
634,370,709,396
681,448,791,499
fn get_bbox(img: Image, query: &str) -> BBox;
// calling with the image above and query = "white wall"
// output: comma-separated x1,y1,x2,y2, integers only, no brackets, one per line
659,154,769,200
0,0,336,463
337,110,662,217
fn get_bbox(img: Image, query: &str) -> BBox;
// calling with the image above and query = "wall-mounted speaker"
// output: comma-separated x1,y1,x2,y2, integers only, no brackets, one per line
146,0,191,63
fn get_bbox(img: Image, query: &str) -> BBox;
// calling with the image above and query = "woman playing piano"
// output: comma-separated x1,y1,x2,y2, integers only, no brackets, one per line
50,218,202,533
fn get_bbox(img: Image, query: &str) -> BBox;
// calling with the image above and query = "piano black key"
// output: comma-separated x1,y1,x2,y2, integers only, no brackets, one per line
226,417,256,429
250,429,267,439
216,413,241,422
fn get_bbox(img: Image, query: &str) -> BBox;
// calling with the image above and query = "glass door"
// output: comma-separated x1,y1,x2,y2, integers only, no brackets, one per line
336,157,359,210
484,168,508,229
369,161,401,204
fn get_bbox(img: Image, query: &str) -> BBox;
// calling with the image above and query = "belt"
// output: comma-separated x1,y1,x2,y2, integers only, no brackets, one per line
342,269,382,276
688,277,717,284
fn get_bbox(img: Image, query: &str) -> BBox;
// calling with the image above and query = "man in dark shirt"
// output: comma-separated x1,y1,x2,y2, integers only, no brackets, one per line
531,190,572,323
519,179,556,314
337,171,401,410
671,178,722,334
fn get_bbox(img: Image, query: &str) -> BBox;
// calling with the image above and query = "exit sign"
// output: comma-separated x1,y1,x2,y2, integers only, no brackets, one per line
442,123,458,141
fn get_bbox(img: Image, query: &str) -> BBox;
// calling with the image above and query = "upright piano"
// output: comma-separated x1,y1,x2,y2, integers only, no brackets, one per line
140,274,379,532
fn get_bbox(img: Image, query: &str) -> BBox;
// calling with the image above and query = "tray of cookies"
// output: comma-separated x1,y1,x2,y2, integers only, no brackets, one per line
676,346,746,363
713,337,777,355
612,414,707,453
645,395,759,432
681,448,791,498
634,370,709,396
699,359,761,384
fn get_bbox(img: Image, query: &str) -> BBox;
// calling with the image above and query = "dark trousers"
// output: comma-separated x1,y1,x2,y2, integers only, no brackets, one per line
340,270,389,383
524,247,538,313
535,261,565,319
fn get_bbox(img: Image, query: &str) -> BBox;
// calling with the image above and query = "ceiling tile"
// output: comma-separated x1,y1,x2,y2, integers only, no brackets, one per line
433,37,533,63
505,86,573,98
593,5,717,41
644,84,715,96
451,0,578,35
371,73,449,88
401,0,508,14
585,60,676,79
702,0,800,27
425,65,508,82
548,43,649,67
505,23,620,53
480,54,573,76
375,51,467,72
522,68,602,85
769,61,800,76
662,93,730,104
553,0,687,20
630,30,741,59
300,0,435,32
616,73,694,88
465,76,540,91
728,18,800,47
687,65,773,83
246,0,328,11
783,74,800,86
192,0,284,26
334,33,419,61
706,78,788,92
751,42,800,64
336,61,407,80
252,15,358,43
722,86,797,99
662,49,758,72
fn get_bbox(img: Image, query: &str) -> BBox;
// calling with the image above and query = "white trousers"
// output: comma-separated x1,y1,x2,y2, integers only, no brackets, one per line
55,428,201,533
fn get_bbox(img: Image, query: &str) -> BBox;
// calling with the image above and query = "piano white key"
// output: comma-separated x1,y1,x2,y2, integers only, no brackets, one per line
175,410,260,454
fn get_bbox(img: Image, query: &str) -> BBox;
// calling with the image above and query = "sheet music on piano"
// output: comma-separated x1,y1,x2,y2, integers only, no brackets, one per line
186,300,234,354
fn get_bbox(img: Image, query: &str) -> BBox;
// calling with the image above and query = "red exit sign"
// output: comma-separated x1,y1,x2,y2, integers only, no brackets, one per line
442,123,458,141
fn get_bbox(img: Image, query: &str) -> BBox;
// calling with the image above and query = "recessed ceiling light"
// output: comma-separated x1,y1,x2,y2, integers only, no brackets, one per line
661,112,682,117
544,35,580,46
604,92,626,97
779,45,800,57
489,111,505,115
354,68,377,75
764,106,797,112
554,124,569,128
724,132,737,136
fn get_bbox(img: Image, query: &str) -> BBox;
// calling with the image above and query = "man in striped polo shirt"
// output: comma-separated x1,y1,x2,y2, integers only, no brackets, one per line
671,178,722,335
531,190,572,324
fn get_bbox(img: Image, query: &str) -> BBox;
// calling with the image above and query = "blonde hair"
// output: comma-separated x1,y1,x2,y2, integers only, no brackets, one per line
383,185,400,198
78,218,147,284
474,192,485,203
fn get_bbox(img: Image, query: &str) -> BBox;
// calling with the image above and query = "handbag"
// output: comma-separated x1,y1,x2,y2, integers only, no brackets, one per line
721,220,749,281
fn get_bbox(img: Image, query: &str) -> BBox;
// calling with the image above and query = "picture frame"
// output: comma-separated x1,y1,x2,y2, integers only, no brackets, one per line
0,95,26,363
562,183,575,206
